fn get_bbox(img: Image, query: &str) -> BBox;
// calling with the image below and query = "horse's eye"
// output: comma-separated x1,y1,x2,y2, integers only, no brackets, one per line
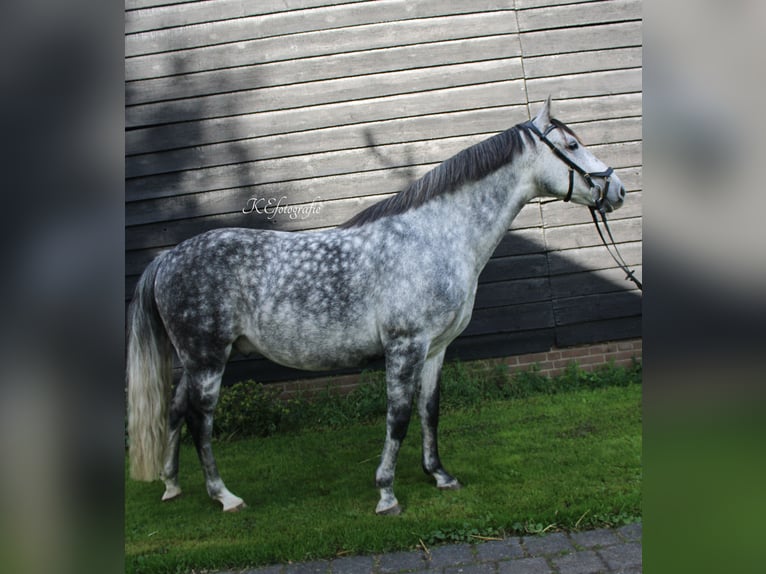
566,140,579,151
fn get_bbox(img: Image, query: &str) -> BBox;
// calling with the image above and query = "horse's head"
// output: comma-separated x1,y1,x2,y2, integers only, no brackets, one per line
528,98,625,213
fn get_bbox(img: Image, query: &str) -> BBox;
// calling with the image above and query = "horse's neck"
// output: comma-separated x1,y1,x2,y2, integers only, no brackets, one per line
424,161,536,275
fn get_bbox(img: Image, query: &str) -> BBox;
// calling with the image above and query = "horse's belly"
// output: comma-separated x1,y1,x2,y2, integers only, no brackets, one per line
259,340,383,371
240,322,383,371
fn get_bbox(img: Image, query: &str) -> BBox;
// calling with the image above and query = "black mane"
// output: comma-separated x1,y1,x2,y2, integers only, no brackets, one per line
340,122,537,228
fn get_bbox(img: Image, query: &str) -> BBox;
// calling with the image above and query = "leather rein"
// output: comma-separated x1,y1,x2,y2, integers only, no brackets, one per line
527,122,642,291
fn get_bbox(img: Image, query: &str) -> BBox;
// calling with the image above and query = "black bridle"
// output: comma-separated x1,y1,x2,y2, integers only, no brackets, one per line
528,121,642,291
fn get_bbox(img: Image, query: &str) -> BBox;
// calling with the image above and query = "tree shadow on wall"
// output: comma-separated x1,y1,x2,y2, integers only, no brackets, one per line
124,61,641,385
125,54,317,297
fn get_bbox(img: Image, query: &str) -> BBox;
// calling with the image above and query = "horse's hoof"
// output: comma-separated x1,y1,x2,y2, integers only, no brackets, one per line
438,479,462,491
220,492,247,512
223,501,247,513
375,502,402,516
161,486,182,501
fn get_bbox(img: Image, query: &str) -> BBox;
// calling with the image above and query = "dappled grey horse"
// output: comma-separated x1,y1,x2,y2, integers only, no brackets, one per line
127,100,626,514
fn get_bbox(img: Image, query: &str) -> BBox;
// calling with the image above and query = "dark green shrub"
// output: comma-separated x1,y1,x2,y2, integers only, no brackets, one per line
214,380,290,439
507,365,550,398
207,359,641,441
441,360,484,408
344,369,387,421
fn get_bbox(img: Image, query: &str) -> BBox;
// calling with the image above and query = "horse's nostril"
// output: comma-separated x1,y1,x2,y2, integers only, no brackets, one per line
619,186,626,199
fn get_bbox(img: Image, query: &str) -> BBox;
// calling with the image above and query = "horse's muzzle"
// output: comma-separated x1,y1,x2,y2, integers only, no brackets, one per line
596,182,625,213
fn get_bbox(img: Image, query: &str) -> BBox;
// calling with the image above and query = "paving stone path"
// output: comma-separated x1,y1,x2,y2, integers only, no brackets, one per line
213,523,642,574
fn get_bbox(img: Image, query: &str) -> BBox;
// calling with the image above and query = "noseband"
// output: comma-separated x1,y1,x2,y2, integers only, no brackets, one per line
527,122,614,211
527,121,642,291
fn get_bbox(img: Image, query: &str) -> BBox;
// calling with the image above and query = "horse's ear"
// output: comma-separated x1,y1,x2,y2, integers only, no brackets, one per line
532,96,552,131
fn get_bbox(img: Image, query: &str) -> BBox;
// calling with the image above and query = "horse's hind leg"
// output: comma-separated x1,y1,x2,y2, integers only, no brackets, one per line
418,350,461,490
160,374,188,501
185,367,245,512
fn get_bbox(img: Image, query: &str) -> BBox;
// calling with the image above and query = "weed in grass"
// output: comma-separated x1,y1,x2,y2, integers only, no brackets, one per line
422,513,504,545
512,520,559,535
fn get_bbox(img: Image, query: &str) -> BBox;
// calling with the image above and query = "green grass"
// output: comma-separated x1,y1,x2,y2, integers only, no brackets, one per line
126,365,641,574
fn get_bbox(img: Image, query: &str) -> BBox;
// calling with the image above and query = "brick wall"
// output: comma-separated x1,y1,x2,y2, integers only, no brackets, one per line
506,338,642,378
273,338,642,399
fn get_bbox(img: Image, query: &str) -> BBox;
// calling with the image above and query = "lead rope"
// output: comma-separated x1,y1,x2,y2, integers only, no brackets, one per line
528,121,642,291
589,207,642,291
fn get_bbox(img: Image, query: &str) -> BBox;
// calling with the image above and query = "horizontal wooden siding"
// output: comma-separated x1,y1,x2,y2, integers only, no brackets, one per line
126,0,642,382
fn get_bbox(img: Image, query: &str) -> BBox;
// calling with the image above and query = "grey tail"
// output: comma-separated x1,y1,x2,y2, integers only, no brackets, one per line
126,254,173,481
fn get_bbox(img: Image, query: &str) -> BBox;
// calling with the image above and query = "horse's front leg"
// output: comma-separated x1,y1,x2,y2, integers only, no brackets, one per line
418,350,461,490
375,337,427,515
